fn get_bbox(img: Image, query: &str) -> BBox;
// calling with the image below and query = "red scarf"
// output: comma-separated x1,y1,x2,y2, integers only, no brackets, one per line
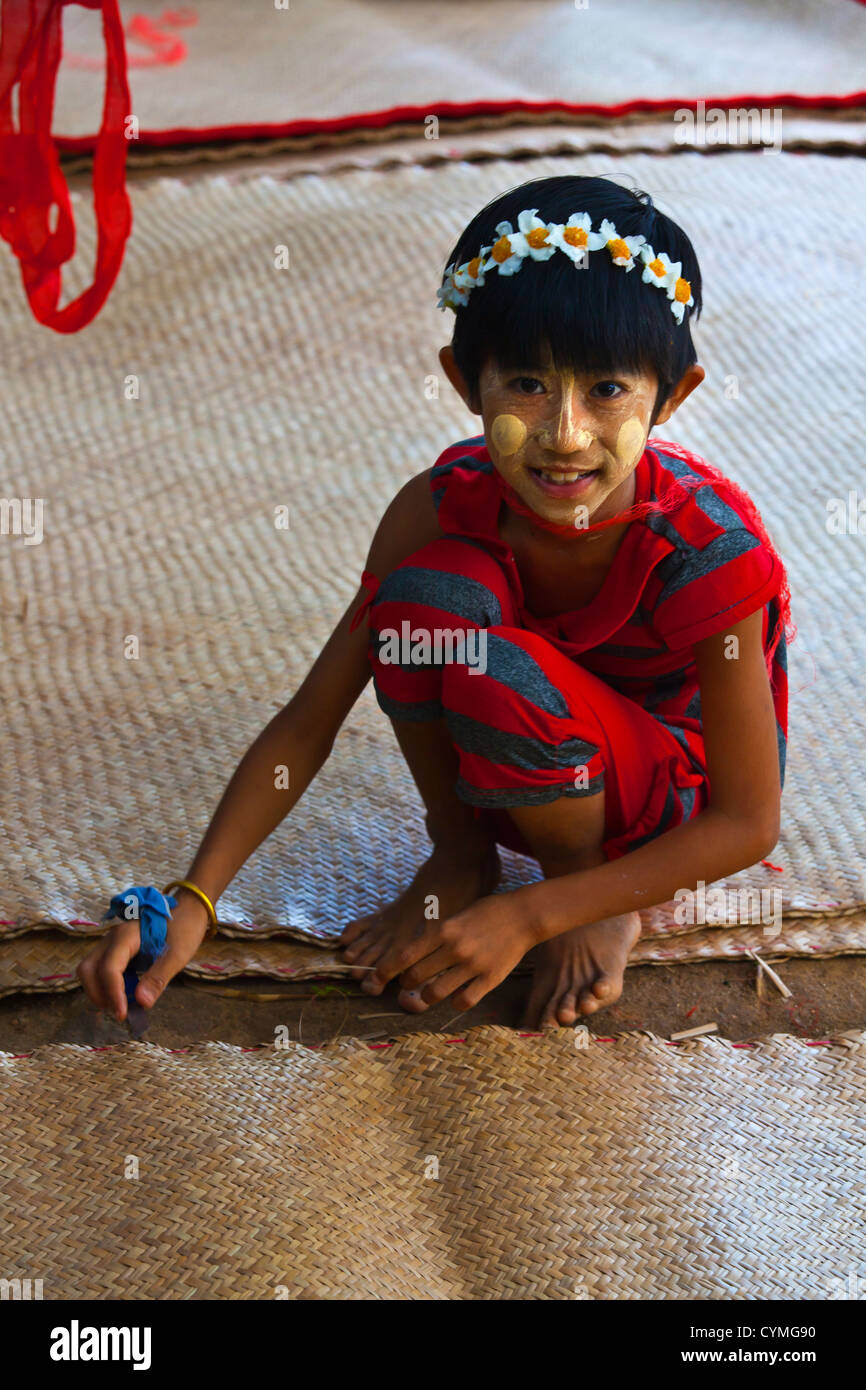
494,440,795,677
0,0,131,332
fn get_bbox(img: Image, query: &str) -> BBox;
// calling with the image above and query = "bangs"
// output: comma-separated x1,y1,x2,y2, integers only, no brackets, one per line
463,250,677,381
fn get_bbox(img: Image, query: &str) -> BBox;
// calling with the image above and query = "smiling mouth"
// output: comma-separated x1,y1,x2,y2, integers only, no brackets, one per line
530,466,599,483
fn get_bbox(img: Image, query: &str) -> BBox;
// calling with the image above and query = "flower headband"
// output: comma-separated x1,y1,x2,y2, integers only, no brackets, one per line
437,207,695,324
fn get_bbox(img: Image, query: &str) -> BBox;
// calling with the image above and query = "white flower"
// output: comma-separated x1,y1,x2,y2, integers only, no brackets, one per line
668,272,695,323
640,246,678,289
437,262,469,310
453,247,490,292
436,215,692,324
587,218,646,271
482,220,528,276
548,212,593,265
514,208,557,261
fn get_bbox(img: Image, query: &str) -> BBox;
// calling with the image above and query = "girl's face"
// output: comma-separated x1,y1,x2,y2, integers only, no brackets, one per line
477,356,659,529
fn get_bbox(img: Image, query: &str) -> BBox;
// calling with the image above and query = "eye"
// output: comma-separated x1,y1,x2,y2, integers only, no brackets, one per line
511,376,545,395
591,381,626,400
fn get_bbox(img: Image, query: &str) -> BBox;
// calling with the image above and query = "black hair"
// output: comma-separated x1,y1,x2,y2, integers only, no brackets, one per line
443,174,702,419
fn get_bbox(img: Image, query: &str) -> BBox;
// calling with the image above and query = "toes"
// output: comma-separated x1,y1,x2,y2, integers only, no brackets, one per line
536,987,566,1030
520,981,553,1030
578,973,620,1015
577,988,602,1015
591,974,622,1005
555,991,580,1026
521,974,577,1030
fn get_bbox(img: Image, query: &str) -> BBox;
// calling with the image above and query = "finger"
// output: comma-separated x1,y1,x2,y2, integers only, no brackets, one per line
398,944,459,991
360,972,386,996
417,964,474,1007
137,947,188,1008
348,942,386,983
339,912,380,948
367,934,437,988
76,950,111,1012
341,929,379,964
95,924,141,1020
451,976,492,1013
396,985,431,1013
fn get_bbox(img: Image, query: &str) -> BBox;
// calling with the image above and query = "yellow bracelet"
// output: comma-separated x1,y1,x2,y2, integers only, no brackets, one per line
163,879,218,938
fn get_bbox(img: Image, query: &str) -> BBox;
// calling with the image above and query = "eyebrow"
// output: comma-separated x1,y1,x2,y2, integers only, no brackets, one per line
498,367,639,381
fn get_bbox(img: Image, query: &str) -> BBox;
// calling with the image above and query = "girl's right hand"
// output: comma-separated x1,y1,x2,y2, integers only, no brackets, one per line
76,892,212,1022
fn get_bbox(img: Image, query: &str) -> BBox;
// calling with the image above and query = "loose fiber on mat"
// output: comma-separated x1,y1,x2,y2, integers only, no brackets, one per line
4,913,866,1000
1,150,863,952
1,1027,862,1299
53,0,866,145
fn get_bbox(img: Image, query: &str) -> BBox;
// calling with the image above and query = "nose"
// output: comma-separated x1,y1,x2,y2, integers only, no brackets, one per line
537,382,594,454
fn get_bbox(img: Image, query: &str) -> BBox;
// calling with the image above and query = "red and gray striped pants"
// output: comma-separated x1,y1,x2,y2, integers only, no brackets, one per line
362,537,708,861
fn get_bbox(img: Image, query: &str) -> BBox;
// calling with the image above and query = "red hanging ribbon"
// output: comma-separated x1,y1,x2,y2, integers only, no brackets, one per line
0,0,132,332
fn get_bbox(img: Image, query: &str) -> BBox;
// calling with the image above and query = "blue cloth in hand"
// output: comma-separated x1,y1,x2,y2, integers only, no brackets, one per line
104,885,176,1003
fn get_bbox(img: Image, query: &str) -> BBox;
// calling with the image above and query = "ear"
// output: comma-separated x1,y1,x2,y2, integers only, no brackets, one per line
439,345,481,415
653,363,705,427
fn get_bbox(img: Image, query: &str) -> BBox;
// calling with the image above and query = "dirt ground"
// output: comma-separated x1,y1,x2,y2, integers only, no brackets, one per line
1,953,864,1052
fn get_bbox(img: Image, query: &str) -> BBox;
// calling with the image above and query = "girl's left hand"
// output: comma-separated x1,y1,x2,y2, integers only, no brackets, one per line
361,889,541,1012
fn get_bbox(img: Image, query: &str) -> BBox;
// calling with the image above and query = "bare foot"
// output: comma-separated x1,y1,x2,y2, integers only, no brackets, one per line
339,842,500,1011
520,911,642,1029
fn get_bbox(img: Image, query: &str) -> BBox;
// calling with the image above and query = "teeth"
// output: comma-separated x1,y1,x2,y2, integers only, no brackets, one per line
538,470,593,483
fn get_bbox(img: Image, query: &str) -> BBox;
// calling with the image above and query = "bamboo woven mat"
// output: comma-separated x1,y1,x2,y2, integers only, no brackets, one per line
1,1026,862,1298
4,912,866,999
1,148,864,967
54,0,866,147
65,110,866,181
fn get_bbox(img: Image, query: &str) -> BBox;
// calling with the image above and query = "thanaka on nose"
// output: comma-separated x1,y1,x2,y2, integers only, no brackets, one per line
538,372,594,453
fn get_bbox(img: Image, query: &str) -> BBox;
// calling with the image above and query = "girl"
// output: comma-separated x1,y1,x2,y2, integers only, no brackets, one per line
80,175,791,1030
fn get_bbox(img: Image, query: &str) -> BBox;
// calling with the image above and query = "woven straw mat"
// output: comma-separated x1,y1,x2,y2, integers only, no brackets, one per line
99,110,866,182
1,149,864,985
1,1027,863,1298
3,911,866,999
53,0,866,144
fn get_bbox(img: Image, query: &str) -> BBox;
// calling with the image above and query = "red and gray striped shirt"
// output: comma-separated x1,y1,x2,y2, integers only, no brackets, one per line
430,434,789,787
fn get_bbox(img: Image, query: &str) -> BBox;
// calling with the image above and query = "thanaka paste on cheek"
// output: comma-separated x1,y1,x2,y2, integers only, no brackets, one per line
615,416,646,469
490,413,527,457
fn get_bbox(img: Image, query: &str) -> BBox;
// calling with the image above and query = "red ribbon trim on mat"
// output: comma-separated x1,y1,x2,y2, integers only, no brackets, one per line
0,0,132,332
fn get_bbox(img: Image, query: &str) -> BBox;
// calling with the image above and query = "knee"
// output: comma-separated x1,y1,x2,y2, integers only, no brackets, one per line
440,626,578,723
370,538,511,635
441,627,603,764
437,628,605,808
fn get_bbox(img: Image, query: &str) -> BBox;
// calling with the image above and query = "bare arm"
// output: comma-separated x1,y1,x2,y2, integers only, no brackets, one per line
80,468,441,1016
515,607,782,942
